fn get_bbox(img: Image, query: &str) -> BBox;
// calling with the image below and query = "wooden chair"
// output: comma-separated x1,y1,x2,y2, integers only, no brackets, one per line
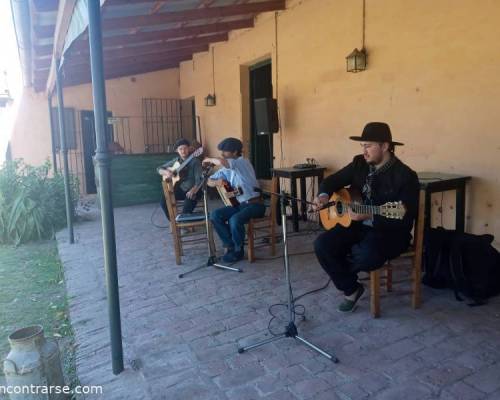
162,180,215,265
369,189,426,318
247,177,279,263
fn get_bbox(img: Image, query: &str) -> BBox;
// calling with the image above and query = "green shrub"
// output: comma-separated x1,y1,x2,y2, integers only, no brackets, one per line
0,160,79,245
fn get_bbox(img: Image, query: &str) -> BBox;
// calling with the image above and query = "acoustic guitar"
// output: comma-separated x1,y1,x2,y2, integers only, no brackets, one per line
159,147,203,185
319,188,406,230
216,181,243,207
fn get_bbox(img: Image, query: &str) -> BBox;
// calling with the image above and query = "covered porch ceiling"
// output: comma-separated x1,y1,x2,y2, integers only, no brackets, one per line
28,0,286,92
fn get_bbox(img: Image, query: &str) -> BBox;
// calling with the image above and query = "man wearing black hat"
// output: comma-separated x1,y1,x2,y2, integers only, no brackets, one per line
203,137,265,263
313,122,419,312
158,138,203,219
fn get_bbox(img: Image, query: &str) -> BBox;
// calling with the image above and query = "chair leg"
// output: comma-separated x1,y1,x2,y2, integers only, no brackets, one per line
370,270,381,318
270,220,276,257
208,223,216,255
412,256,422,309
385,263,393,292
247,222,255,263
412,189,426,309
172,227,182,265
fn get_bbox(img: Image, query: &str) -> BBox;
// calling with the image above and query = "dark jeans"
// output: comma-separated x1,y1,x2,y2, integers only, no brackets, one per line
160,184,202,220
210,202,266,251
314,223,411,296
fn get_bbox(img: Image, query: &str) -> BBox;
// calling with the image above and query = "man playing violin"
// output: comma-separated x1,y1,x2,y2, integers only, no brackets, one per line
312,122,419,312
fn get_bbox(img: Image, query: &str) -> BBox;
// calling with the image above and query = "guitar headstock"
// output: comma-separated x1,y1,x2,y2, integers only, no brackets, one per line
192,147,203,158
380,201,406,219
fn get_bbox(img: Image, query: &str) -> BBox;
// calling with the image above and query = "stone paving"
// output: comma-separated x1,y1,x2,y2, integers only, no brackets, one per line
56,202,500,400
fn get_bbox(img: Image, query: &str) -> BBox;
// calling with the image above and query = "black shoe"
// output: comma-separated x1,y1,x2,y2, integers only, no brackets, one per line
222,248,244,263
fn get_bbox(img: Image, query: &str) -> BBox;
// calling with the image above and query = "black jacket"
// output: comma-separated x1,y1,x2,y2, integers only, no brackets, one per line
319,154,420,234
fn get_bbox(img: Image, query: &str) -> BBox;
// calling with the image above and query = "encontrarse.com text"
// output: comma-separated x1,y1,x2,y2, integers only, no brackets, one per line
0,385,103,395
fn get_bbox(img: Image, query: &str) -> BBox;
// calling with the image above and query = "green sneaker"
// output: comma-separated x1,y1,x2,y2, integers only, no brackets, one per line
338,284,365,313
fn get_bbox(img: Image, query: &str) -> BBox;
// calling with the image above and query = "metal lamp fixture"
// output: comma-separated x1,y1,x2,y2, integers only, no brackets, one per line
205,47,216,106
204,93,216,106
346,0,367,73
346,48,367,73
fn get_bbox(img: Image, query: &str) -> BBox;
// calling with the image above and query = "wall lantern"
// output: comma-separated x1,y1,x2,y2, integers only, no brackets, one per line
346,0,367,73
346,48,367,73
205,47,217,107
204,94,216,107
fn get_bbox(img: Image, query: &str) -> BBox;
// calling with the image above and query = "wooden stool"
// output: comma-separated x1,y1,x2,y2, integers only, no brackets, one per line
370,189,425,318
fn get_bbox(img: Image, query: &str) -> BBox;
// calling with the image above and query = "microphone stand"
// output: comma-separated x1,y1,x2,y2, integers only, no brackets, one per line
178,167,242,278
237,192,338,363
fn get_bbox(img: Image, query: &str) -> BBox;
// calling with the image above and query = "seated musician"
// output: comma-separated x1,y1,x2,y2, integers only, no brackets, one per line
204,138,265,263
158,138,203,220
313,122,419,312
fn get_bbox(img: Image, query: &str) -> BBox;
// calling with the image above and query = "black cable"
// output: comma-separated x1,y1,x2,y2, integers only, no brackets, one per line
263,235,332,336
266,277,331,337
150,203,169,229
256,249,315,261
293,279,331,302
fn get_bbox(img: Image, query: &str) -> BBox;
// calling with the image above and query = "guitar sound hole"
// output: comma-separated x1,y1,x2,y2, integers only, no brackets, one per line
336,202,345,216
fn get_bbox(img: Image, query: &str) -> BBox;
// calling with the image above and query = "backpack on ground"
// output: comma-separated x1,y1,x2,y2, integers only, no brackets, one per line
423,227,500,306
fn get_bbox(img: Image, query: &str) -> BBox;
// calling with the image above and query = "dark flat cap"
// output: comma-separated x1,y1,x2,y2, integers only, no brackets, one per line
217,137,243,152
174,138,190,150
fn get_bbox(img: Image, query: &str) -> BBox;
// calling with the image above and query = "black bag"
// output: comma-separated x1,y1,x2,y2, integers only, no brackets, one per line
423,227,500,305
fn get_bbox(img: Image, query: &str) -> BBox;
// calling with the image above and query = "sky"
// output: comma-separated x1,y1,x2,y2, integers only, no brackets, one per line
0,0,23,163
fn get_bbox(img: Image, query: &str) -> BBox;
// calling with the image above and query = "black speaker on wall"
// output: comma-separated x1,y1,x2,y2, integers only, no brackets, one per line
254,98,279,135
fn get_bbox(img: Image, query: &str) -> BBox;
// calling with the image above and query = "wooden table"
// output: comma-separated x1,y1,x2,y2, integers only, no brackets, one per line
417,172,471,232
271,166,326,232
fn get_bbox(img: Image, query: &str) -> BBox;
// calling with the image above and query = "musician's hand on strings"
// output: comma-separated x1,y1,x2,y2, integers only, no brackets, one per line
203,157,220,166
186,187,198,199
208,178,225,188
312,194,329,211
159,168,173,179
203,157,230,168
348,208,371,221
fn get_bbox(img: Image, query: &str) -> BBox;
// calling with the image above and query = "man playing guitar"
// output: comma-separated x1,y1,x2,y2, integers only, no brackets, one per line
158,138,203,220
312,122,419,312
204,138,265,263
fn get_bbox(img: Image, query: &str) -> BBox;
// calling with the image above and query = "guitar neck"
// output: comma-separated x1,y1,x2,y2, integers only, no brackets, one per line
175,153,194,173
348,202,382,216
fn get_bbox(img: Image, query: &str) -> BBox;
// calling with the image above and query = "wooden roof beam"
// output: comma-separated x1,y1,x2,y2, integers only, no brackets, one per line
69,32,227,63
32,0,59,12
102,0,285,30
61,58,188,87
33,24,56,38
69,18,253,54
33,43,54,57
66,44,209,69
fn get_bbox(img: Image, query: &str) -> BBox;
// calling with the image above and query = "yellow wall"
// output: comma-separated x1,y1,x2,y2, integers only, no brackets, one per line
178,0,500,241
11,68,180,161
10,89,53,167
10,68,180,191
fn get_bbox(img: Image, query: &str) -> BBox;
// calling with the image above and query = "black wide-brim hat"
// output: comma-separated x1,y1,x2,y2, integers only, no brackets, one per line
349,122,404,146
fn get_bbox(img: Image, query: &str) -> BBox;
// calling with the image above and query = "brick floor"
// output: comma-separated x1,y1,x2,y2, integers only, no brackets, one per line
56,202,500,399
